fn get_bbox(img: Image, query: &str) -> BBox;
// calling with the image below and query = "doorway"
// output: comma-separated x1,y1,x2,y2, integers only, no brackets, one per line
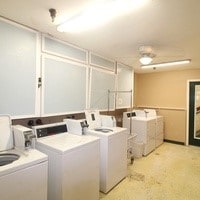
188,80,200,146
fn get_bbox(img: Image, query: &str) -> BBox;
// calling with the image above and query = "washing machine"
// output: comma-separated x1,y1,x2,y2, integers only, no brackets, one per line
85,110,127,193
0,115,48,200
32,122,100,200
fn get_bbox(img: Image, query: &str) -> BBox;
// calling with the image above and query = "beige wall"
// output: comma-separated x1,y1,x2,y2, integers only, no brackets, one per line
134,69,200,143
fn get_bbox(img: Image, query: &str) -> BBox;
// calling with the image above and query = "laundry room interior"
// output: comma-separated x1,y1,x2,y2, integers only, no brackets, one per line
0,0,200,200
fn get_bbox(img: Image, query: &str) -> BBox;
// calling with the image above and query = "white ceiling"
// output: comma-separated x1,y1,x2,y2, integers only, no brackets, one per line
0,0,200,73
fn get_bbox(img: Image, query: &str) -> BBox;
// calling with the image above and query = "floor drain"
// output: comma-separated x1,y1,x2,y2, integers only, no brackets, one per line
128,171,145,181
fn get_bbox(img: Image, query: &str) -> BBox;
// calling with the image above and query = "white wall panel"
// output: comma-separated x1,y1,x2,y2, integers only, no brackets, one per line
42,56,87,115
116,63,133,108
0,19,38,117
90,68,115,110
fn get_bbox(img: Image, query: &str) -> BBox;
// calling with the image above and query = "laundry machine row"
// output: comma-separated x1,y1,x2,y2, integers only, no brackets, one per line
1,112,128,200
1,116,99,200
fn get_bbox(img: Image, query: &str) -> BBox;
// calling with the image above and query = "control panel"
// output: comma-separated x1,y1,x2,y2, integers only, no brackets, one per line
35,124,67,138
127,112,136,118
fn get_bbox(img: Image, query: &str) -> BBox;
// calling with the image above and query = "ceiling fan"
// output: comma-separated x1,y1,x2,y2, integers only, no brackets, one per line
139,45,191,69
139,46,156,65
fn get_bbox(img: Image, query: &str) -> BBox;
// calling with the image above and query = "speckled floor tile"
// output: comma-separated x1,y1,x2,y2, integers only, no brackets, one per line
100,142,200,200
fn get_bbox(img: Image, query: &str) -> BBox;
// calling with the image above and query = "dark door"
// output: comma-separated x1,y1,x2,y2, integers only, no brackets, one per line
189,81,200,146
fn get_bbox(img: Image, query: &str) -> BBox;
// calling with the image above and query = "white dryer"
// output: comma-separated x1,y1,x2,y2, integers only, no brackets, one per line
0,115,48,200
123,109,164,156
32,122,100,200
85,110,127,193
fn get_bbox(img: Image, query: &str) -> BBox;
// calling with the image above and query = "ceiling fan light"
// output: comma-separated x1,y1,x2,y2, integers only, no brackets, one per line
141,59,191,69
140,56,153,65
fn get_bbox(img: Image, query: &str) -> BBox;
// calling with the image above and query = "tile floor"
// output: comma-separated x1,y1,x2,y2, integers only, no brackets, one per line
100,142,200,200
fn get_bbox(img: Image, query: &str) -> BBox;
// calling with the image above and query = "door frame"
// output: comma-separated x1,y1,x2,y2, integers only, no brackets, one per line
186,79,200,146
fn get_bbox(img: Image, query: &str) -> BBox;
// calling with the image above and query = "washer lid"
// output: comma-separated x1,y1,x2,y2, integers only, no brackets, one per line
36,132,99,154
0,115,13,151
86,127,127,137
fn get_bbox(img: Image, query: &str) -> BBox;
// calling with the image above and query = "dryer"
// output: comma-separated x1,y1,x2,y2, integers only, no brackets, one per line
84,110,127,193
123,109,164,156
32,122,100,200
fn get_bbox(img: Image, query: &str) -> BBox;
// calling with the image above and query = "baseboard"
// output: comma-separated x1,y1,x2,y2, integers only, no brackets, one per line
164,139,185,145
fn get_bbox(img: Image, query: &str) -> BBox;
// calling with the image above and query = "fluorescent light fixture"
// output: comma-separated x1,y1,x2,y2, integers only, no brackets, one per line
57,1,113,32
57,0,149,33
141,59,191,69
140,55,153,65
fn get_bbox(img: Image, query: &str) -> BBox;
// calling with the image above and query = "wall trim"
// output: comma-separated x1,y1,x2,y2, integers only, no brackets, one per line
136,106,186,111
164,139,185,145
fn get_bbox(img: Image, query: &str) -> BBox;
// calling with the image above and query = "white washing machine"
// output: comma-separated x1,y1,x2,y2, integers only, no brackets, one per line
0,115,48,200
32,122,100,200
85,110,127,193
0,149,48,200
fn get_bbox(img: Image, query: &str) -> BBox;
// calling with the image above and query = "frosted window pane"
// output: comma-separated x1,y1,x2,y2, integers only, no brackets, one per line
44,37,87,62
90,69,115,110
43,58,86,114
116,63,133,108
90,54,115,70
0,20,36,116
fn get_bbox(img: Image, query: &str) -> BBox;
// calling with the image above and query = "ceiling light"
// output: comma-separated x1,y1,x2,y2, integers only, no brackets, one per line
57,0,149,33
57,1,113,32
141,59,191,69
139,46,155,65
139,55,153,65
